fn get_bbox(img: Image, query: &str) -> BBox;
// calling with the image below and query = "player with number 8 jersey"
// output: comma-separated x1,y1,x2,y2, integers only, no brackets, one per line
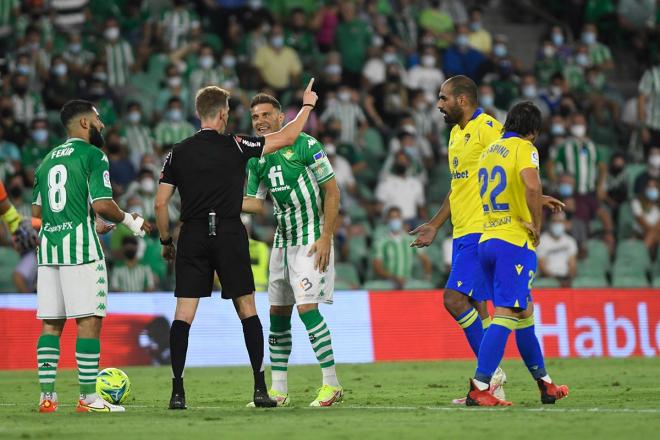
31,100,150,414
33,138,111,265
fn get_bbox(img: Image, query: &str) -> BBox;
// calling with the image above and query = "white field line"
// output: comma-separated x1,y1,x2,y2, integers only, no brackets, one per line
1,403,659,414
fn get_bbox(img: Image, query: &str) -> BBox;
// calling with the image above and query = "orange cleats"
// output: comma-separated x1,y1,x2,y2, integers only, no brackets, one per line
465,379,513,407
537,379,569,404
39,394,58,413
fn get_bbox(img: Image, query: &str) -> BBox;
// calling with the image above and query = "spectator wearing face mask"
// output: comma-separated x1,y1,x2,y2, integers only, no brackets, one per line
386,117,434,172
372,206,432,289
334,1,372,87
376,151,427,224
10,73,45,126
62,32,94,76
285,7,318,67
442,24,485,79
120,101,155,168
634,147,660,195
563,44,590,92
253,24,302,91
102,17,135,89
580,23,614,71
537,211,578,287
478,83,506,123
549,112,607,199
410,90,446,150
638,58,660,149
43,55,77,111
320,85,367,144
158,0,200,52
509,73,551,119
632,177,660,258
20,118,53,173
362,44,387,89
106,129,136,194
555,172,615,255
407,46,445,104
0,97,28,148
467,6,492,54
111,236,156,292
605,152,630,224
0,125,21,179
189,44,224,97
156,63,190,120
154,97,195,152
549,25,572,62
535,39,564,87
324,143,357,205
539,72,568,115
364,63,410,130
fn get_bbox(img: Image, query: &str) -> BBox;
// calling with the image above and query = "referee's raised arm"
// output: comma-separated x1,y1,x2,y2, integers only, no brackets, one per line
261,78,318,155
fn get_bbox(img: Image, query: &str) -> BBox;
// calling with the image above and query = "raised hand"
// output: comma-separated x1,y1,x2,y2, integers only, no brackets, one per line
303,77,318,108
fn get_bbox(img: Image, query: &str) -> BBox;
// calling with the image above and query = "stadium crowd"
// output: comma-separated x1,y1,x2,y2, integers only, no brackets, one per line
0,0,659,293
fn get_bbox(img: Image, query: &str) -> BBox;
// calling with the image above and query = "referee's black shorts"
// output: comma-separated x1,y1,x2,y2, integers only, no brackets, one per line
174,219,255,299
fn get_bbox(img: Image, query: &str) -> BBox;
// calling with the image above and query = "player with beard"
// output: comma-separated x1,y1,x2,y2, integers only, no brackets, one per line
32,100,150,412
242,93,343,407
409,76,563,404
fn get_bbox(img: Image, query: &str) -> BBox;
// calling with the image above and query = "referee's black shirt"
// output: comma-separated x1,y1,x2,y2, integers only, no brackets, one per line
159,129,265,221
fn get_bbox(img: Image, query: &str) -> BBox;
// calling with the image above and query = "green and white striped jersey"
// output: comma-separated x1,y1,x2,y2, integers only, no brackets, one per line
373,233,418,279
246,133,334,248
32,138,113,266
552,137,602,195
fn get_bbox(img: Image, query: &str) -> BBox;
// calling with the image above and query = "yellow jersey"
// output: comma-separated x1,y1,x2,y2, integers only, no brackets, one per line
447,109,503,238
478,132,540,249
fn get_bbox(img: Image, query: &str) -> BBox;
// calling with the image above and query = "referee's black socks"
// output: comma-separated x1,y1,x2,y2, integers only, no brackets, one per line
241,315,267,390
170,320,191,393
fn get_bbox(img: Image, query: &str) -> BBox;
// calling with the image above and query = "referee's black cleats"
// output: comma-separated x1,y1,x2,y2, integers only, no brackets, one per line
169,391,187,410
253,388,277,408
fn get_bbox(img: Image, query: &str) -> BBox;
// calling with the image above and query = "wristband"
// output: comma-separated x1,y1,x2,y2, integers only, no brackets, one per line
160,237,173,246
302,103,315,109
121,212,146,237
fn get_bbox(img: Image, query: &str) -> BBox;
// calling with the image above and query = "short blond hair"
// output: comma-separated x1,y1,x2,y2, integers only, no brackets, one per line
195,86,230,120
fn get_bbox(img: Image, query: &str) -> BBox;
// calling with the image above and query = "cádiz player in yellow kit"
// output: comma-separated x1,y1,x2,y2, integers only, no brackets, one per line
410,76,563,403
466,102,569,406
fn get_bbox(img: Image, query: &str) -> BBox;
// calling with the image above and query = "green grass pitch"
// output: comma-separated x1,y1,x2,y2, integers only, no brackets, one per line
1,358,659,440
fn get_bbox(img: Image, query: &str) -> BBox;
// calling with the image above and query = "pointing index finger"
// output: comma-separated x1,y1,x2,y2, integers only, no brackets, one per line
305,77,315,92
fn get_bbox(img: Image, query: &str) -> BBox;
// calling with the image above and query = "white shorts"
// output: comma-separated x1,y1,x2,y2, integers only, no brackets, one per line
37,260,108,320
268,244,335,306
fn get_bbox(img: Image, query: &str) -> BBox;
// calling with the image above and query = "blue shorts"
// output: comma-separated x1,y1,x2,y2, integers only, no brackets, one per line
445,233,489,302
478,238,537,309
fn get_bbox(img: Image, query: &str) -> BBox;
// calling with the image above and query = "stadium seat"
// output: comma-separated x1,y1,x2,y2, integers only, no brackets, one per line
335,263,360,289
334,279,354,291
347,235,368,267
0,248,20,292
404,279,434,290
611,275,649,288
572,275,609,288
616,203,635,241
345,204,368,222
534,277,561,288
585,239,611,268
363,280,395,290
653,276,660,288
361,128,385,160
612,239,650,278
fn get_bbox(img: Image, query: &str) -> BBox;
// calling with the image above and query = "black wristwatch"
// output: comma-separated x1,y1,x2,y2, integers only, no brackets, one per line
160,237,173,246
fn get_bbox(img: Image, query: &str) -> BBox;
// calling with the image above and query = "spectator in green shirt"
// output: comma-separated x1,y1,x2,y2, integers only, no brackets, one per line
372,206,432,289
21,118,53,173
334,1,372,87
154,97,195,152
285,7,318,67
580,23,614,71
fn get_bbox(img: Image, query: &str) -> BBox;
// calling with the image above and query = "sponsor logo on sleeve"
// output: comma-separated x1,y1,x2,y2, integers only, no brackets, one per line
103,170,111,188
531,151,539,167
313,151,325,161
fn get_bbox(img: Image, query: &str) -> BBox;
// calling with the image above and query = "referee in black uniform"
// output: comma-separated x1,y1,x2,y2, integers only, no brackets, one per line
155,79,318,409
